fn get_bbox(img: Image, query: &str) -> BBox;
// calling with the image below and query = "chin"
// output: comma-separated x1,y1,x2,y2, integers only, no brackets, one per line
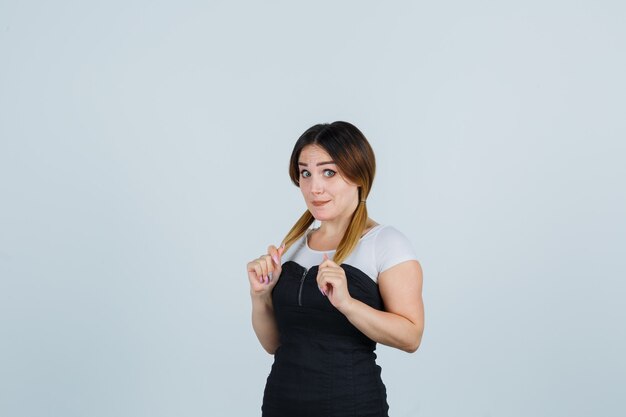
313,216,331,222
308,208,333,221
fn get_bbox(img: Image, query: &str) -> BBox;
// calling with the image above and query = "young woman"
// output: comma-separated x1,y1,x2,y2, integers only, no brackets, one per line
247,121,424,417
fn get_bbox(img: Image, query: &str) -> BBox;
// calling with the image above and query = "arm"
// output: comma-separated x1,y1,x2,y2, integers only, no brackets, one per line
251,293,280,354
318,258,424,353
248,245,285,354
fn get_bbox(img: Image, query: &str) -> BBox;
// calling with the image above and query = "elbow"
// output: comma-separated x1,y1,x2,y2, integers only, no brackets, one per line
263,342,280,355
402,329,423,353
403,341,420,354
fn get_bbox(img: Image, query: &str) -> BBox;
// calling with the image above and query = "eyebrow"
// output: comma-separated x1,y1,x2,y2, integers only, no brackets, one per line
298,160,335,167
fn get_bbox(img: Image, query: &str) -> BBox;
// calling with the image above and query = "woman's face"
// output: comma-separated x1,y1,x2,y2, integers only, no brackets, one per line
298,145,359,223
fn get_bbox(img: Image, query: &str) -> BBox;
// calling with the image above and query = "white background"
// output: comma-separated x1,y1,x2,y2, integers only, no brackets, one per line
1,1,625,416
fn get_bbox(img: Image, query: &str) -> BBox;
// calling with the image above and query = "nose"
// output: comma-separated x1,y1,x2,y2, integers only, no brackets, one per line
310,175,324,195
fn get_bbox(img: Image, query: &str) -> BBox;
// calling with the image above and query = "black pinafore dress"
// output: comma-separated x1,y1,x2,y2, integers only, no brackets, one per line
262,261,389,417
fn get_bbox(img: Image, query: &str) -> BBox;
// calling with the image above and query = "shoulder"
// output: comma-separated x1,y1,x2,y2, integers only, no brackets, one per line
371,225,415,252
370,224,410,240
371,225,418,274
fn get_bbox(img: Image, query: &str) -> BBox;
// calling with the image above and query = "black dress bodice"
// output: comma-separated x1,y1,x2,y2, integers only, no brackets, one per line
262,261,389,417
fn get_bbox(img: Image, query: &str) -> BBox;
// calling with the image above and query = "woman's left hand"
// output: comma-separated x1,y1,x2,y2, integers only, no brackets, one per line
316,254,354,313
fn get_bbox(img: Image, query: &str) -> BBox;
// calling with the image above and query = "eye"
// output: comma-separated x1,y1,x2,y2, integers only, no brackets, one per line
300,169,311,178
323,169,336,178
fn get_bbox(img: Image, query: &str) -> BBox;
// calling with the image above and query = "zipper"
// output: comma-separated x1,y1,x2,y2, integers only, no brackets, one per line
297,268,308,306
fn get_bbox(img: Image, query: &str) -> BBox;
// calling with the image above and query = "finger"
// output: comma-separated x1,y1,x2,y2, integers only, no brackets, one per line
317,270,338,286
263,254,275,274
277,243,286,264
258,255,274,282
320,253,338,268
251,264,264,283
268,245,280,266
316,271,336,296
256,257,268,278
317,267,348,292
316,274,329,296
265,254,277,283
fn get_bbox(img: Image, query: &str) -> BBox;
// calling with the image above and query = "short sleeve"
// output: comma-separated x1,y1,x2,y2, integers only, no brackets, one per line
374,226,418,273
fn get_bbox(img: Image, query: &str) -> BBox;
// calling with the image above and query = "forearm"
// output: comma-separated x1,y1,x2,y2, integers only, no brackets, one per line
251,294,280,354
340,299,423,353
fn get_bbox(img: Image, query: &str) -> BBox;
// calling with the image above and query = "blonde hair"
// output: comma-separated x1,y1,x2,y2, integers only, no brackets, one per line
281,121,376,265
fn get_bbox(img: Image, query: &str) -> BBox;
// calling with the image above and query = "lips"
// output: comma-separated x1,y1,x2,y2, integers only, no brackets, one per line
312,200,330,207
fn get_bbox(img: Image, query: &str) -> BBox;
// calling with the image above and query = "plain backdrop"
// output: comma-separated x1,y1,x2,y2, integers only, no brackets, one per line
1,1,625,416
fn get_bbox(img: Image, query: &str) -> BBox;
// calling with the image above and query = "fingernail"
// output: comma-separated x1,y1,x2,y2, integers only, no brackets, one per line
272,255,279,264
259,276,264,283
319,287,325,295
323,288,328,296
268,272,273,281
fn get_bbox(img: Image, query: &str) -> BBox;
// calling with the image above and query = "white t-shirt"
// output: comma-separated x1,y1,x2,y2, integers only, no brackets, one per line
282,224,418,283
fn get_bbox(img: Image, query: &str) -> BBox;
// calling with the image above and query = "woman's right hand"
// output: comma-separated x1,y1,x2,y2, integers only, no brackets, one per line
247,244,285,298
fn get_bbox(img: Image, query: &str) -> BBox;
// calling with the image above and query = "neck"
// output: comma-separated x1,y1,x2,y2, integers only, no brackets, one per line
317,216,352,239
